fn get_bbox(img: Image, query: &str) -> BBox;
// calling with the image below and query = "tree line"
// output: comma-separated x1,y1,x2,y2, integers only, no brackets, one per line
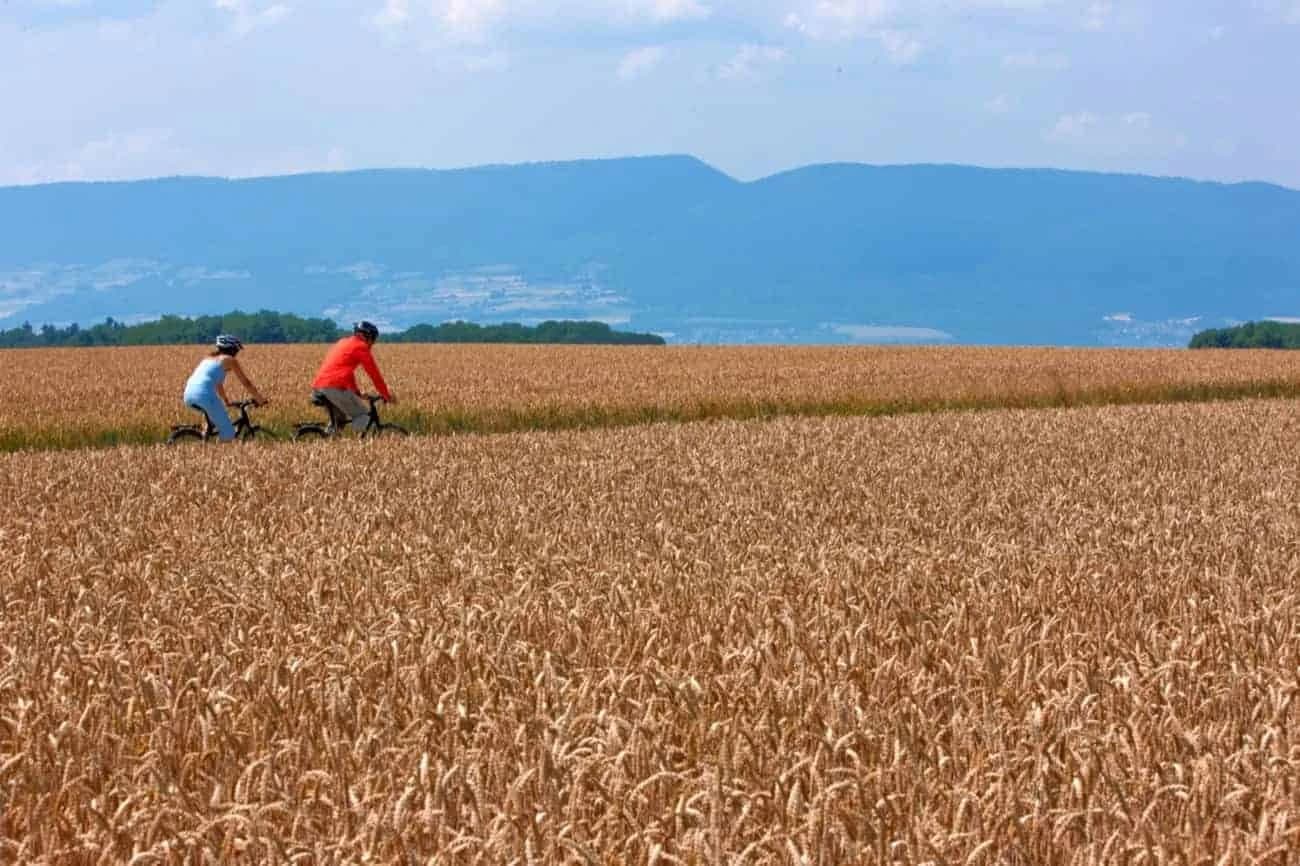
0,310,666,348
1189,321,1300,349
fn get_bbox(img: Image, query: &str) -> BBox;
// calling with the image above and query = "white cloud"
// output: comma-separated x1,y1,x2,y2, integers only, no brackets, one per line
784,0,1073,41
1045,111,1097,140
783,0,892,40
877,29,922,64
784,2,922,64
214,0,291,36
985,93,1012,114
1044,110,1187,159
6,0,1296,190
717,44,787,80
794,1,1068,66
948,0,1065,7
2,132,364,187
639,0,710,21
1002,50,1069,70
618,44,668,79
371,0,410,31
374,0,708,41
1082,1,1111,31
56,129,177,182
437,0,507,42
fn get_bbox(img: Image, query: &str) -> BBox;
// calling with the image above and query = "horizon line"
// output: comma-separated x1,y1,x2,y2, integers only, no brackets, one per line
1,154,1295,195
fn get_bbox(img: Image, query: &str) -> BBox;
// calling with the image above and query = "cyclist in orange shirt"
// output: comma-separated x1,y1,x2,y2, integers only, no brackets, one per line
311,321,398,432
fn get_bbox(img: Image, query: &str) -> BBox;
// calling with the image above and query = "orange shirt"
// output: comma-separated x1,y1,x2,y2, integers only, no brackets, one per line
311,335,392,400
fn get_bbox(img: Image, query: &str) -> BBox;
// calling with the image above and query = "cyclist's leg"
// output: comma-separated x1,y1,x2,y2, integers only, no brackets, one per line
318,388,370,433
186,389,236,442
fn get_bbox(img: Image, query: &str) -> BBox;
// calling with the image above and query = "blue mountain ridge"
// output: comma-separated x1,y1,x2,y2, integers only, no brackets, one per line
2,155,1297,345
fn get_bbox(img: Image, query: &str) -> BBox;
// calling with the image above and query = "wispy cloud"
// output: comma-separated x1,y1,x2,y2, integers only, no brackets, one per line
370,0,410,31
1045,111,1098,140
1082,1,1112,31
618,44,668,79
214,0,291,36
3,0,1296,190
1047,110,1154,140
985,93,1013,114
783,0,891,41
1044,110,1187,158
372,0,708,42
437,0,507,43
12,129,180,185
876,29,922,64
638,0,710,22
717,44,786,80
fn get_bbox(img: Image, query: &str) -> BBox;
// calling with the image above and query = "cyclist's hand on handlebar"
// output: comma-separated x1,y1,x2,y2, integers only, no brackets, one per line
386,393,399,405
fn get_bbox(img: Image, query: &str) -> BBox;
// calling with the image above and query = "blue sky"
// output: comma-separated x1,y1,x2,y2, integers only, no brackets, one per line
2,0,1297,187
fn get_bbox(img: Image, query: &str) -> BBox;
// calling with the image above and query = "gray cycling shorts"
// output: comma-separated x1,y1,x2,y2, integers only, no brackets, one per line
316,388,370,432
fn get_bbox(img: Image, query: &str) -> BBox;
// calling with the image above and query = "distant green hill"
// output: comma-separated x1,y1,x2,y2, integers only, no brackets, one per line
0,310,665,348
1189,321,1300,349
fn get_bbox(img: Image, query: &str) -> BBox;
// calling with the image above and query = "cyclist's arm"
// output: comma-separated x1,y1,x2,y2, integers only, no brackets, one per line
225,357,268,404
359,350,393,402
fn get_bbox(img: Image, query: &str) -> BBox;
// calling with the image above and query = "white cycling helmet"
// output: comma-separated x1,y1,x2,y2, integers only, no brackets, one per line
215,334,244,355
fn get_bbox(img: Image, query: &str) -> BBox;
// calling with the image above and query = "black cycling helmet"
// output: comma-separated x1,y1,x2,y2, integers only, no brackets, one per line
215,334,244,355
354,320,380,341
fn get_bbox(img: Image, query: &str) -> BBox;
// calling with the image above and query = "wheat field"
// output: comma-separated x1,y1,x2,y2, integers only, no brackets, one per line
4,399,1300,863
4,344,1300,450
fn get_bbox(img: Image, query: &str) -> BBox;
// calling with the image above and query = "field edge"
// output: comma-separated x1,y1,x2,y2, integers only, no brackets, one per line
5,376,1300,455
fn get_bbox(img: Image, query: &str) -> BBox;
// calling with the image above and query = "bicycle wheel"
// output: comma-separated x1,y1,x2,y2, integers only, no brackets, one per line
292,425,330,441
166,427,205,445
365,423,409,438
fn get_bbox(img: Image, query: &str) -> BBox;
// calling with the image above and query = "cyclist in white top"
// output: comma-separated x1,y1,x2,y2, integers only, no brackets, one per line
181,335,268,441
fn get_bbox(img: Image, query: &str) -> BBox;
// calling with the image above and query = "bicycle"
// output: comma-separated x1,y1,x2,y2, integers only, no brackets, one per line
292,393,409,440
167,400,279,444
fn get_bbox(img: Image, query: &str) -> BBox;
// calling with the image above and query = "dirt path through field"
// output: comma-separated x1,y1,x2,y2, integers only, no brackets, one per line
4,344,1300,451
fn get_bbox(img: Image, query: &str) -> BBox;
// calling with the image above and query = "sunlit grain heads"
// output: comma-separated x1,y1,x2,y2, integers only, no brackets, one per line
3,397,1300,861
